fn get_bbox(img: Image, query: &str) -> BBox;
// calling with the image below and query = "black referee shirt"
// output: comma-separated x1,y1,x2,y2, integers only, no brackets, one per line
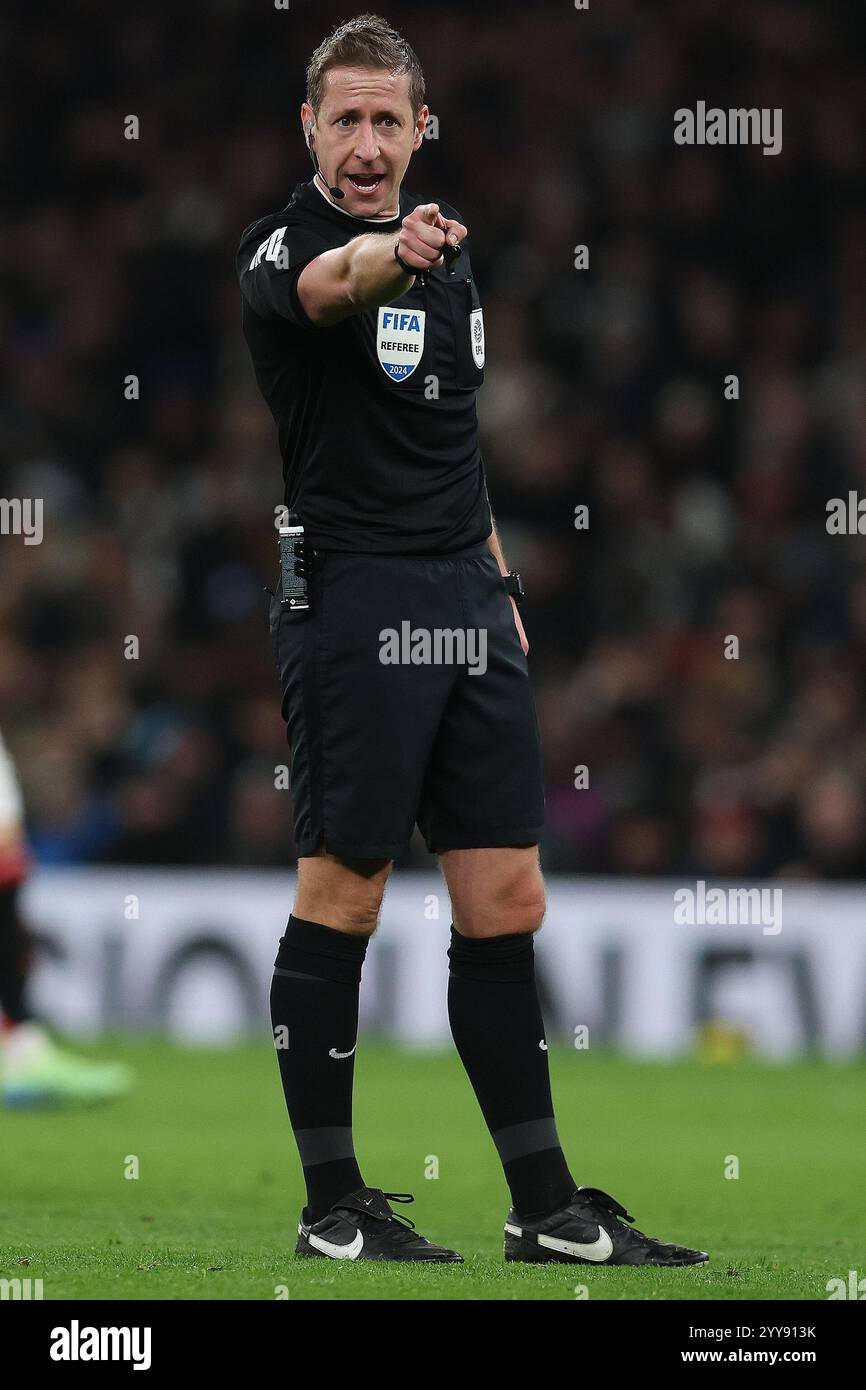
237,179,492,555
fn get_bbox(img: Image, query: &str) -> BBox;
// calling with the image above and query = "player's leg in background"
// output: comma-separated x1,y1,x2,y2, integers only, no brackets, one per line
0,729,132,1107
0,879,32,1027
270,850,392,1221
0,732,32,1031
0,880,133,1107
440,845,577,1218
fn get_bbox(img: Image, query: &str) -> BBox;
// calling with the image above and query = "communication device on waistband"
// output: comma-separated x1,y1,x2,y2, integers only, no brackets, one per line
278,515,310,610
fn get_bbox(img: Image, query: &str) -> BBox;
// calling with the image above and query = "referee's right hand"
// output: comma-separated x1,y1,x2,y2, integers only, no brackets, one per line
397,203,467,273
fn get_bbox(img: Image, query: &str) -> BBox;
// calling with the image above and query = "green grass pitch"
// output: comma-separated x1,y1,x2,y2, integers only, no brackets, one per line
1,1040,863,1300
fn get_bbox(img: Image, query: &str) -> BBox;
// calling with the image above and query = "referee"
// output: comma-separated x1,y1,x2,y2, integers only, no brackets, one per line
238,13,706,1268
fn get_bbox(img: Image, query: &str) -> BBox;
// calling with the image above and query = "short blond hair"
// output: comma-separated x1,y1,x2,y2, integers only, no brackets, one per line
306,13,426,116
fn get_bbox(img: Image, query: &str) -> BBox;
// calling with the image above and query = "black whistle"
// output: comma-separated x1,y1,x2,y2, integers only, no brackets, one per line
442,239,462,274
417,238,462,288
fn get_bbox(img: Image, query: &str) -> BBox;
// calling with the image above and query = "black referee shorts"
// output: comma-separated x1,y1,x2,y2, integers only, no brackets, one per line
268,543,545,860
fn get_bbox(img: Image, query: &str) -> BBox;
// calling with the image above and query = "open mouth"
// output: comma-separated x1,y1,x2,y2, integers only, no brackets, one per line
346,173,385,195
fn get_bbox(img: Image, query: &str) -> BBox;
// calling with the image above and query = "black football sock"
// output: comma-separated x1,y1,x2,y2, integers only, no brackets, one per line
270,914,368,1222
0,884,34,1025
447,925,576,1219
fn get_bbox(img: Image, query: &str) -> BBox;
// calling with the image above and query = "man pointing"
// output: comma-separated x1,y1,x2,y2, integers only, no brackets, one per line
238,12,707,1270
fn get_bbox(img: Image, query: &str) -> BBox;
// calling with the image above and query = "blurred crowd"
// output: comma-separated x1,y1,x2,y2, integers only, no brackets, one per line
1,0,864,876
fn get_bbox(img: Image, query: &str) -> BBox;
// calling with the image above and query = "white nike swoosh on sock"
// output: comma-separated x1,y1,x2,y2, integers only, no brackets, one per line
538,1040,548,1050
328,1044,357,1059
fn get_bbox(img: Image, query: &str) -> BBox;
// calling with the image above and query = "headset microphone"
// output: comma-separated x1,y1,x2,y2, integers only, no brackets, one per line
306,124,344,200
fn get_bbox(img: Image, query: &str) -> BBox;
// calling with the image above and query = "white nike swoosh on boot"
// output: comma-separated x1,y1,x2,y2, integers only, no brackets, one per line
537,1228,614,1262
307,1228,364,1260
328,1044,357,1059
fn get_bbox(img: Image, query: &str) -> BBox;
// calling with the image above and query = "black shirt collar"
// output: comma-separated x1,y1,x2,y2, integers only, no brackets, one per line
287,179,407,232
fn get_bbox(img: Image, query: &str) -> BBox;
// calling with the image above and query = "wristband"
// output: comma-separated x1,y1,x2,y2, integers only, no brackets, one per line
394,240,417,277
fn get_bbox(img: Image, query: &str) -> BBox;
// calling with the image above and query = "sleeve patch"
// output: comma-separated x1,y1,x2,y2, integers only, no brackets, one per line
248,226,288,272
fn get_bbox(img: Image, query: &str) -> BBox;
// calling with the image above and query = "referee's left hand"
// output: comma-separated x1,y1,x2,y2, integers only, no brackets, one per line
511,598,529,656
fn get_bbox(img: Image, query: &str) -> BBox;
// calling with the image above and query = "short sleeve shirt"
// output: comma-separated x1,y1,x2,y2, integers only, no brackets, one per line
237,180,491,554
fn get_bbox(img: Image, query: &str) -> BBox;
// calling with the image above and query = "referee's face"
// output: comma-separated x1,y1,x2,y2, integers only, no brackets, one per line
301,66,428,218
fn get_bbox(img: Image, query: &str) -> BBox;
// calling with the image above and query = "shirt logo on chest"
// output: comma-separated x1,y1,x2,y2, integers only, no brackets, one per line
470,308,485,368
376,307,426,382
